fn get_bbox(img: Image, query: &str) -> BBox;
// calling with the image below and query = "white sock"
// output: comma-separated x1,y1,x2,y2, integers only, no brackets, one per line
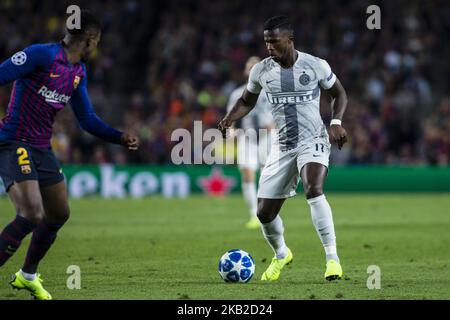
261,215,289,259
242,182,258,218
20,269,37,281
307,194,339,262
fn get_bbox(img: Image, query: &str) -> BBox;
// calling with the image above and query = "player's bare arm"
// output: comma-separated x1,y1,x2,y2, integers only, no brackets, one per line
218,89,259,136
61,29,140,153
326,78,348,149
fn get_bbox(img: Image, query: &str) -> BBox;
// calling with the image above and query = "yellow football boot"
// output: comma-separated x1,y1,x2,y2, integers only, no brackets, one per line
324,259,343,281
261,248,293,281
10,271,52,300
245,217,260,229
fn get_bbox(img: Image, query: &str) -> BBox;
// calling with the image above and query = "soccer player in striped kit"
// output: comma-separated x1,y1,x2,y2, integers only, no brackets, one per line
0,11,139,299
219,16,348,282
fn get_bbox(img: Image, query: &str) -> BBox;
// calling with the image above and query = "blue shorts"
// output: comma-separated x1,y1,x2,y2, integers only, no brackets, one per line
0,142,64,192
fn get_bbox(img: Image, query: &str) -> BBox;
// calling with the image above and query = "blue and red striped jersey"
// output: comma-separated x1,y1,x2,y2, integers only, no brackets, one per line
0,43,122,148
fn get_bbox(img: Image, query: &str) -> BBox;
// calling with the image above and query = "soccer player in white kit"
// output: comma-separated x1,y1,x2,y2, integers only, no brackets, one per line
226,56,274,229
219,16,348,281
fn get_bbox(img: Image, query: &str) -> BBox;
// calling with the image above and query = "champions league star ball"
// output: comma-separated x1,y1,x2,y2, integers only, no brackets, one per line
218,249,255,283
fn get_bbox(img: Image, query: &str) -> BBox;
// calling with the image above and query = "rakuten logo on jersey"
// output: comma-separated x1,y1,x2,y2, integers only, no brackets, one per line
38,86,70,104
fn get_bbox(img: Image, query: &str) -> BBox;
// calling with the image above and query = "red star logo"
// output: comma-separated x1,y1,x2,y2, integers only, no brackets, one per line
198,168,236,196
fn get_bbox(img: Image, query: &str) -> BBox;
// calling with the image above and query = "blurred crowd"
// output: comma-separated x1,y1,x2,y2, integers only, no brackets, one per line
0,0,449,166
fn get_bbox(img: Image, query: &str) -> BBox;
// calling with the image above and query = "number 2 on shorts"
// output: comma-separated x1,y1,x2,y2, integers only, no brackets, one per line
17,147,30,165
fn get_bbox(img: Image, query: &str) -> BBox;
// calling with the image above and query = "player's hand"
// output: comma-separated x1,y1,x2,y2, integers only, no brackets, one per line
218,116,233,138
330,124,348,150
121,132,140,151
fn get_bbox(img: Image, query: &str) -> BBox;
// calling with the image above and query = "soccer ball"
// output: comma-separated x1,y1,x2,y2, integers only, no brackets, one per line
218,249,255,283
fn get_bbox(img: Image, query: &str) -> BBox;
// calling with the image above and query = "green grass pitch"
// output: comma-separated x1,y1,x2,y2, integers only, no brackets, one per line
0,193,449,300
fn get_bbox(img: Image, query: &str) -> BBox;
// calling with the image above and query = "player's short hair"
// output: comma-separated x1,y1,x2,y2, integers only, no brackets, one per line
263,15,293,38
66,10,101,37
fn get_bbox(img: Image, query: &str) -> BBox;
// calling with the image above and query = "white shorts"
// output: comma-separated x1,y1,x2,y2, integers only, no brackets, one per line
237,130,272,171
257,136,331,199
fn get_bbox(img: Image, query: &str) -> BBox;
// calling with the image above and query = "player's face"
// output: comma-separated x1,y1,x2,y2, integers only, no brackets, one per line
264,29,291,63
82,32,101,60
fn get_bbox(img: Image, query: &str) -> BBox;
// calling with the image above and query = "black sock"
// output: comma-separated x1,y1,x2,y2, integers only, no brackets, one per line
0,215,36,267
22,219,65,274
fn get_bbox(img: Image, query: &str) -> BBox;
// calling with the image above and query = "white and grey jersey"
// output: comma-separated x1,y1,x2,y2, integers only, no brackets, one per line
246,51,336,151
226,84,273,130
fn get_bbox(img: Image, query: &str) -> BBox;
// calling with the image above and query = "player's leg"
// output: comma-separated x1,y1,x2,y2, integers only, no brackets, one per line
257,198,288,257
0,143,43,267
257,147,298,281
20,146,67,276
300,162,342,280
21,180,70,276
0,181,43,267
1,181,53,299
10,183,67,300
257,198,294,281
237,133,260,229
301,162,338,259
9,147,65,299
240,168,259,229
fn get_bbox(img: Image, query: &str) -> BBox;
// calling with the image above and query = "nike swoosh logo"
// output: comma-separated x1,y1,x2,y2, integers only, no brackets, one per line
50,73,61,78
266,79,276,84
